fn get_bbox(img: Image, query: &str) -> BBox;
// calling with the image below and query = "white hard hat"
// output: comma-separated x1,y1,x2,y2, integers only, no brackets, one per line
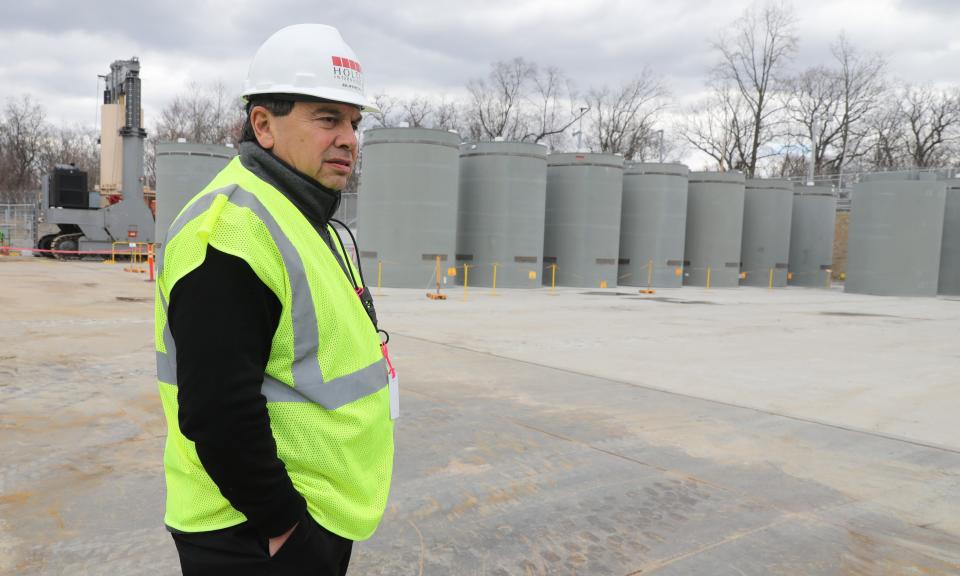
242,24,378,112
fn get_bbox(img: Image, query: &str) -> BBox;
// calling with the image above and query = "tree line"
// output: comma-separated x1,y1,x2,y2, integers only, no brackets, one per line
365,3,959,179
2,1,958,204
0,96,100,203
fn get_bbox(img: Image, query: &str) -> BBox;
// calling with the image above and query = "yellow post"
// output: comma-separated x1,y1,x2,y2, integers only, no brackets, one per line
463,263,469,300
491,262,498,296
639,259,656,294
551,263,557,294
377,260,382,296
426,255,447,299
768,268,774,291
705,267,712,290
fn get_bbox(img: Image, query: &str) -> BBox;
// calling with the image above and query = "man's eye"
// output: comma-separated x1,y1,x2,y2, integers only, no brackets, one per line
317,116,337,125
351,121,361,131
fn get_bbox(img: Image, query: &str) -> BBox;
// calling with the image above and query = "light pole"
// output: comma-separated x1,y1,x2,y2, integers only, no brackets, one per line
573,106,588,151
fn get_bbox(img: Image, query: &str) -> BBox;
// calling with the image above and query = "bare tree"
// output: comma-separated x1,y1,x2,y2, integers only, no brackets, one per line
465,58,587,145
785,35,886,177
433,96,462,132
153,81,243,145
399,96,433,127
828,35,886,172
865,103,906,169
899,84,960,168
863,84,960,170
712,1,798,176
774,151,808,178
465,57,535,140
145,81,244,187
588,71,668,160
519,66,585,148
364,93,399,128
0,95,50,201
681,85,754,171
42,125,101,189
785,65,843,174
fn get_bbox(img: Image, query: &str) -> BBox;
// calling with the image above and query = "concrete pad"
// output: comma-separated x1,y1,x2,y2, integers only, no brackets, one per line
1,259,959,574
375,284,960,450
348,334,960,574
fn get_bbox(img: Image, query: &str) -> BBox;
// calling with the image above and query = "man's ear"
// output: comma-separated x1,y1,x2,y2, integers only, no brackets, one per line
251,106,275,149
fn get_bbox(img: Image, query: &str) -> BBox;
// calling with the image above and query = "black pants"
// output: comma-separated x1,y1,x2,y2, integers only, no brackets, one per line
172,512,353,576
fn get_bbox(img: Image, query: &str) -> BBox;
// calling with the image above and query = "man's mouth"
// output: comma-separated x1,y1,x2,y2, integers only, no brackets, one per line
326,158,353,173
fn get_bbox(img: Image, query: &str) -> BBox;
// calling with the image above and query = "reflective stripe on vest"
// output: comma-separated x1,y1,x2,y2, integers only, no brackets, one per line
156,185,386,410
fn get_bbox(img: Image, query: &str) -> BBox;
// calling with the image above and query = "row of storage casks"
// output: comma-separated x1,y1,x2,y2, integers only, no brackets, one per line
151,136,960,297
355,128,844,291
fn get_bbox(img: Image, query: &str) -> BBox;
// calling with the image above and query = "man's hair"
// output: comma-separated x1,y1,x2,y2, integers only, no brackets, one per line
240,96,295,143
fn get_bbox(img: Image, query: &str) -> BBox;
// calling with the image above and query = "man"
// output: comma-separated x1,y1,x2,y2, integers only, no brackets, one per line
155,24,395,575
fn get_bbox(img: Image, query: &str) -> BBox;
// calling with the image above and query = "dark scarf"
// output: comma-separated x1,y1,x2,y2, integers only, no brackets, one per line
238,141,342,227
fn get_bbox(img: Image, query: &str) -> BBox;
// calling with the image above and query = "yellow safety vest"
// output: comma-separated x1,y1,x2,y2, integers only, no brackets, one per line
155,157,393,540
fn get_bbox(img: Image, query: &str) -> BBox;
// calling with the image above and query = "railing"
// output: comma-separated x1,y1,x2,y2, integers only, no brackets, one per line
0,203,38,250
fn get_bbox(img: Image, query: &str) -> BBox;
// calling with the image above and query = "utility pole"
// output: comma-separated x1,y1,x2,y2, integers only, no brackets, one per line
573,106,588,151
656,129,664,163
807,118,819,186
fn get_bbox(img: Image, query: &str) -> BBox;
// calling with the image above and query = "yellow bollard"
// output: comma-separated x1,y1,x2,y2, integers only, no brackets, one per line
768,268,774,291
551,263,557,294
377,260,382,296
491,262,498,296
463,263,469,301
639,259,656,294
705,267,712,290
427,255,446,300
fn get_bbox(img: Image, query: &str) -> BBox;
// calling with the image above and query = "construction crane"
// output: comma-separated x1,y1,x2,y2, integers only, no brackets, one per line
38,58,154,257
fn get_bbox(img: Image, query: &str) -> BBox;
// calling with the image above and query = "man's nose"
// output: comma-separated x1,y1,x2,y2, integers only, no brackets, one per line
334,124,357,150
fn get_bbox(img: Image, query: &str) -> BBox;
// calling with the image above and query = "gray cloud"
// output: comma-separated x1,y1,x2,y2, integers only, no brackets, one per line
898,0,960,14
1,0,958,128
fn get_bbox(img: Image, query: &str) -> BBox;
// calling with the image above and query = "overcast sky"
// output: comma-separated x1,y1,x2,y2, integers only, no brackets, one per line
2,0,959,130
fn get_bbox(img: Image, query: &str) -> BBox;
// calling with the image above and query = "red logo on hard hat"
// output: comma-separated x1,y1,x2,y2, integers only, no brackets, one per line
332,56,362,73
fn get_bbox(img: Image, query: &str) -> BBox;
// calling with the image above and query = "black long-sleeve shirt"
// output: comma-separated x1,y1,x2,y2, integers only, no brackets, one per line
168,245,305,538
166,142,376,539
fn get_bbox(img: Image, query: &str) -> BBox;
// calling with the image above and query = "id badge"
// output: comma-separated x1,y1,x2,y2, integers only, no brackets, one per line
382,342,399,420
388,370,400,420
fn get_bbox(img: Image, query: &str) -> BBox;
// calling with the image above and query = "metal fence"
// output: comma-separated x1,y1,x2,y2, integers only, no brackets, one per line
0,203,39,250
788,167,960,212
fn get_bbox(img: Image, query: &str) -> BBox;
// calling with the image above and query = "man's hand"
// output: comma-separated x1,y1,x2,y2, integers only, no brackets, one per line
268,522,298,557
